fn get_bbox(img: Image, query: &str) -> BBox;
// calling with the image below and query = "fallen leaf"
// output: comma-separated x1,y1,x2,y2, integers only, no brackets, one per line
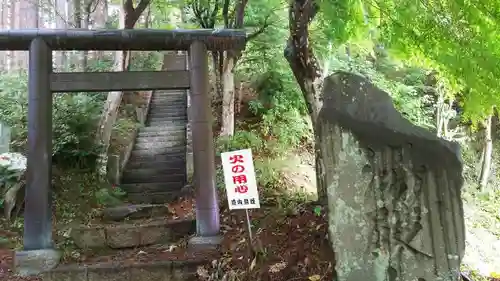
268,261,287,273
249,257,257,271
196,265,209,279
309,274,321,281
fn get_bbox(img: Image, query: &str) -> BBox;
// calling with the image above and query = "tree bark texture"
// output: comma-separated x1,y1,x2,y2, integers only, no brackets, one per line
284,0,326,202
95,0,151,179
479,114,493,190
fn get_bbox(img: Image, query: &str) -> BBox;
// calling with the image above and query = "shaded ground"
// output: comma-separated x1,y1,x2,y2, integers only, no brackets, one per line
3,153,499,281
0,191,333,281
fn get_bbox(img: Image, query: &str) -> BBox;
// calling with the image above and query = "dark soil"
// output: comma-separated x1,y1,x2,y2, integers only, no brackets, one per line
0,194,334,281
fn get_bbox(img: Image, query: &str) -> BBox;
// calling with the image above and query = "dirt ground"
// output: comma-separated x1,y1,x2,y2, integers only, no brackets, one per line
0,193,334,281
3,194,500,281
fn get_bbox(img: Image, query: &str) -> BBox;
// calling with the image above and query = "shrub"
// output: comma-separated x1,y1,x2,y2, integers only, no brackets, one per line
0,72,102,170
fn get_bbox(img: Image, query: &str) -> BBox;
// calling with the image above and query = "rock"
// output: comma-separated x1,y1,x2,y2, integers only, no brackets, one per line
102,204,171,221
70,226,107,249
318,72,465,281
71,219,196,249
14,249,61,276
0,152,27,219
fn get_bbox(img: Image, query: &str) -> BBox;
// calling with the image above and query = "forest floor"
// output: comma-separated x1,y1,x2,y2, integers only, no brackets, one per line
1,152,500,281
0,152,333,281
0,197,333,281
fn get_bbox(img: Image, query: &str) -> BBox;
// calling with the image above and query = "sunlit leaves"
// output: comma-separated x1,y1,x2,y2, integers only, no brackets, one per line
300,0,493,123
317,0,367,43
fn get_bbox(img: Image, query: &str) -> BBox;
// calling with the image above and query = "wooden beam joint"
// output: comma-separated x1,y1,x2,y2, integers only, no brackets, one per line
50,70,190,92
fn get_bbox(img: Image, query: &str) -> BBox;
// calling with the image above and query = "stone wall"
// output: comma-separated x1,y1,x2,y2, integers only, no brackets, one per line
318,72,465,281
41,259,204,281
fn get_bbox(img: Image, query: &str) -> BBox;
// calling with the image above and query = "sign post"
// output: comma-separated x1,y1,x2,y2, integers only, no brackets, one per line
221,148,260,252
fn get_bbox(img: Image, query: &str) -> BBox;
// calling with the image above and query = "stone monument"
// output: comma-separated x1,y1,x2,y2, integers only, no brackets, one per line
318,72,465,281
0,122,11,153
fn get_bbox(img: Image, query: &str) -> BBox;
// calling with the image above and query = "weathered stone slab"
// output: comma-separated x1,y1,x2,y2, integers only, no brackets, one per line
318,72,465,281
106,224,142,248
41,259,205,281
14,249,61,276
102,204,171,221
70,219,196,249
70,226,107,249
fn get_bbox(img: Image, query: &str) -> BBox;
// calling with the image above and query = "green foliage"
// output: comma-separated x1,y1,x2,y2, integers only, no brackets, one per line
0,166,24,209
323,43,436,129
216,130,264,154
95,186,126,207
0,72,102,169
362,0,500,122
129,52,163,71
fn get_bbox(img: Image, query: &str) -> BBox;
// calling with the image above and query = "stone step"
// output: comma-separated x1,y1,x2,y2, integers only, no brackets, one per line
148,106,187,113
135,134,186,144
147,110,188,118
137,130,186,138
133,140,186,150
42,259,205,281
131,145,186,154
150,98,186,104
151,93,186,99
151,93,185,98
151,92,185,98
128,151,186,162
138,126,186,135
147,118,188,126
143,116,187,125
147,110,187,117
146,121,188,128
149,97,186,103
127,190,187,204
126,159,186,170
147,115,187,121
121,172,185,184
101,204,171,222
120,182,186,193
124,167,186,179
144,121,186,128
70,218,195,249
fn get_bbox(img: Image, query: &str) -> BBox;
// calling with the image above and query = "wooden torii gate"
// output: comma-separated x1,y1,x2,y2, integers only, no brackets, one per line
0,29,246,274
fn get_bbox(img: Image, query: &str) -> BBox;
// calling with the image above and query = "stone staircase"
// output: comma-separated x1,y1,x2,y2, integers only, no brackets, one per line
121,89,189,204
65,85,205,281
62,53,209,281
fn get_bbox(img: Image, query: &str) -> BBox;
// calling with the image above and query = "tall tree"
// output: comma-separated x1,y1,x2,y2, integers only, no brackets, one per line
54,0,69,70
285,0,500,201
189,0,271,136
95,0,151,178
285,0,328,201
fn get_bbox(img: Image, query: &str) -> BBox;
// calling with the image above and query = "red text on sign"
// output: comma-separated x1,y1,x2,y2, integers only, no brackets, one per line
229,154,244,164
232,174,247,184
231,165,245,173
235,185,248,193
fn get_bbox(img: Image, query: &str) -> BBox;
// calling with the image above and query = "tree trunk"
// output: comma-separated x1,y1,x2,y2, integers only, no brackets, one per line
479,114,493,190
217,0,248,137
8,1,19,70
220,53,235,136
285,0,326,202
54,0,68,70
81,0,94,71
0,0,6,70
95,0,151,179
94,0,108,60
71,0,82,71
